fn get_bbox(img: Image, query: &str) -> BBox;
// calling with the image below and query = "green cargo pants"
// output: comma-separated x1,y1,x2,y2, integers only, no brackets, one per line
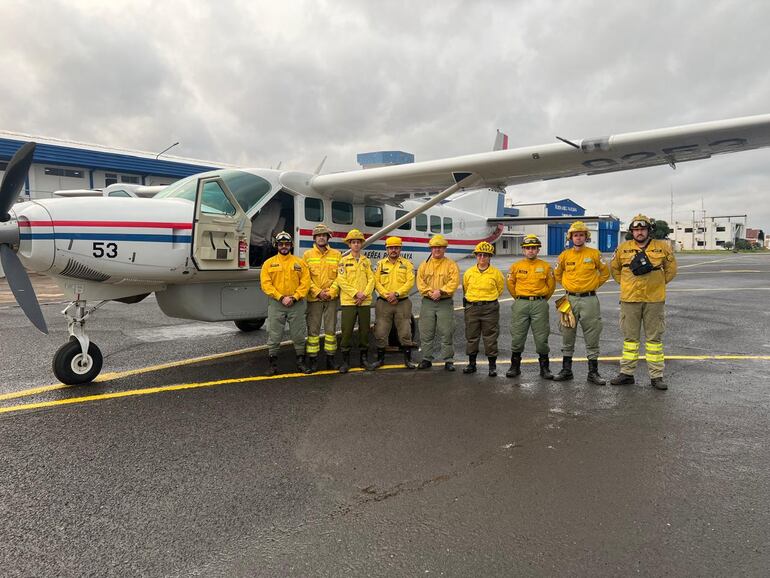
340,305,371,352
560,294,603,360
464,301,500,356
306,299,339,356
374,298,413,349
419,297,455,362
267,298,307,356
510,298,550,355
619,301,665,379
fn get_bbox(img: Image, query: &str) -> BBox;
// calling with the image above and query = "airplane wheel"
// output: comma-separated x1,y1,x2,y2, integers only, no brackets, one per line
234,318,266,332
52,337,103,385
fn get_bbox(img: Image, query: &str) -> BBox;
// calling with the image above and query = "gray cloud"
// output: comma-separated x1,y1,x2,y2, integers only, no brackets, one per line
1,0,768,229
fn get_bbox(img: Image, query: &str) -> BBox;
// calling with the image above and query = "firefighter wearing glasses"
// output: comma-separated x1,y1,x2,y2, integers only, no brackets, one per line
260,231,311,375
506,234,555,379
552,221,610,385
303,224,341,372
416,234,460,371
336,229,375,373
371,236,417,369
462,241,505,376
609,214,677,390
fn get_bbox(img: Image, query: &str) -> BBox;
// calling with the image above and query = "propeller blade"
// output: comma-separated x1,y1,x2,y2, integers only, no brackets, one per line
0,142,36,221
0,244,48,334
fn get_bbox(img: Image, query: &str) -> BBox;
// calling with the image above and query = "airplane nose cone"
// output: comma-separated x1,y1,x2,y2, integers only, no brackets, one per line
0,213,19,247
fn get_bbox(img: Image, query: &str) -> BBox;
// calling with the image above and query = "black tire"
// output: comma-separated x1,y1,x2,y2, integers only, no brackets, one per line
234,318,266,332
52,337,103,385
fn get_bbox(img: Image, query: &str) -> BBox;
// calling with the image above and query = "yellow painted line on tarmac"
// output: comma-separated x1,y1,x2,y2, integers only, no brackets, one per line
2,355,769,416
678,256,736,269
0,383,73,401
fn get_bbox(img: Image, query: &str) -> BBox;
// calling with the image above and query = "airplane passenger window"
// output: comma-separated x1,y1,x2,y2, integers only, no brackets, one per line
305,198,324,222
365,206,383,227
430,215,441,233
396,210,411,230
200,181,237,216
332,201,353,224
416,214,427,232
108,190,131,197
443,217,453,233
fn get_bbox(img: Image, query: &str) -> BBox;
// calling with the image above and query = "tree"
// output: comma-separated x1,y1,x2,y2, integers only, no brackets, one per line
723,241,734,250
735,239,754,251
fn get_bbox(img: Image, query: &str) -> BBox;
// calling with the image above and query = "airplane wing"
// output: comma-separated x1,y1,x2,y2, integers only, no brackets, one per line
308,114,770,204
488,215,614,225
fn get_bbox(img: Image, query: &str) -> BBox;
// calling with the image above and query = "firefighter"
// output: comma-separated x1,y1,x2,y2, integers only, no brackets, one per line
260,231,311,375
462,241,505,376
416,234,460,371
336,229,375,373
506,234,556,379
609,214,678,390
303,224,341,372
552,221,611,384
371,236,417,369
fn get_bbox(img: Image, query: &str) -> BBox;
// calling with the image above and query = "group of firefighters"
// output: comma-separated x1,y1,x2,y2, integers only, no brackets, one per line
259,213,678,389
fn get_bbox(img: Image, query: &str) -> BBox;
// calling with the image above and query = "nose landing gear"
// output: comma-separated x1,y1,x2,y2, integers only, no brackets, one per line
52,300,107,385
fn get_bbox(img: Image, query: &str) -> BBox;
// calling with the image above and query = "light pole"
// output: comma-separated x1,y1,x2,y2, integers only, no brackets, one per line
155,141,179,159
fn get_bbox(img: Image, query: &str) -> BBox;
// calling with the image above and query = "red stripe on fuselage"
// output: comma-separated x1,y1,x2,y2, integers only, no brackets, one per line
19,221,193,229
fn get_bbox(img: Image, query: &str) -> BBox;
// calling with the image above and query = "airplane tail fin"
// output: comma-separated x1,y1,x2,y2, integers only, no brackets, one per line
447,188,505,218
493,129,509,151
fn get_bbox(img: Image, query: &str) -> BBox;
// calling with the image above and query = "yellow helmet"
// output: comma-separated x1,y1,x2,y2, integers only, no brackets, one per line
428,234,448,247
385,236,402,247
521,234,542,248
629,214,653,229
567,220,591,241
344,229,365,243
312,224,332,238
473,241,495,255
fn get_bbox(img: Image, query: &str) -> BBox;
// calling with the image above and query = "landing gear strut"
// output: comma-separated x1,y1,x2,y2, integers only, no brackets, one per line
52,300,107,385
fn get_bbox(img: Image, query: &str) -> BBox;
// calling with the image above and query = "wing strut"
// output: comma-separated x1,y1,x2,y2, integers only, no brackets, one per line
362,173,480,250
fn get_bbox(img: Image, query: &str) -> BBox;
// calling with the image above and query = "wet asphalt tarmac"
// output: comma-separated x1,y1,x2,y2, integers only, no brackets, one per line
1,253,769,576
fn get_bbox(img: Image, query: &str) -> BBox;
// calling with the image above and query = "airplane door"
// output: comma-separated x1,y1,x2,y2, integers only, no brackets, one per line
191,176,251,271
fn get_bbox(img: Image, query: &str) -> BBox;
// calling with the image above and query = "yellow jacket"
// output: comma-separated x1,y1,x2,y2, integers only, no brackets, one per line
610,239,677,302
507,258,555,298
374,256,415,298
554,246,610,293
416,257,460,298
336,253,375,306
303,245,341,301
260,253,310,302
463,265,505,302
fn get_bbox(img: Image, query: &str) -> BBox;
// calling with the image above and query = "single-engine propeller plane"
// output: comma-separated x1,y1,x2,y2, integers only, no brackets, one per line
2,113,770,384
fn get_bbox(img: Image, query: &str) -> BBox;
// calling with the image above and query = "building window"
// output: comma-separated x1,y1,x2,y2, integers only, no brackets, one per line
304,198,323,222
395,210,411,230
105,173,118,186
44,167,83,178
697,241,705,246
716,226,726,232
430,215,441,233
416,214,427,232
121,175,140,184
443,217,453,234
332,201,353,224
716,240,725,245
365,206,383,227
684,227,693,233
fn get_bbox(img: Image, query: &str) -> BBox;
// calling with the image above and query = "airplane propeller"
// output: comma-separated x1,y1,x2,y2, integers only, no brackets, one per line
0,142,48,334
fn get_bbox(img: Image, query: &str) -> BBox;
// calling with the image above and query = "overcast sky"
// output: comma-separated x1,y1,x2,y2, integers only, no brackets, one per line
1,0,769,230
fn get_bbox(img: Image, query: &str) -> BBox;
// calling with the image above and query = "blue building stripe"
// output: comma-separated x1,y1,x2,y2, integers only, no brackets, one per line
20,233,192,243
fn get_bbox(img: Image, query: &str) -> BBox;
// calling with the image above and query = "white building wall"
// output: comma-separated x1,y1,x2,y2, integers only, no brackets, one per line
673,218,743,250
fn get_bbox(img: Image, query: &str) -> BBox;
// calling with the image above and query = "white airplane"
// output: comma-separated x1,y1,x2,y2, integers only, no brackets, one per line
1,113,770,385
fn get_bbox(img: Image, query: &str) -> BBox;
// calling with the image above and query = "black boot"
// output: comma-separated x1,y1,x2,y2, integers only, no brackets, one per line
339,351,351,374
403,348,417,369
610,372,635,386
361,350,374,371
650,377,667,390
371,348,386,369
539,354,554,380
488,356,497,377
267,355,279,376
587,358,606,385
306,356,317,374
553,356,573,382
417,359,432,370
326,354,338,371
445,362,456,372
297,355,310,374
506,352,521,378
463,354,477,374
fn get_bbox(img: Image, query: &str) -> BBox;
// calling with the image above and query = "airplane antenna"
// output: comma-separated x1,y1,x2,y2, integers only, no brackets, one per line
555,136,580,150
314,156,327,175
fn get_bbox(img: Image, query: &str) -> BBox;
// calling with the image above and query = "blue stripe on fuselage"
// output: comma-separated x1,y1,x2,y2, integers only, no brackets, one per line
20,233,192,243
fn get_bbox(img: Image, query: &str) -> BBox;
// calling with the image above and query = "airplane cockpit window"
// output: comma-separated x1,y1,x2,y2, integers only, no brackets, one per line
154,170,271,214
396,210,412,230
365,206,383,228
305,198,324,222
200,181,237,216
